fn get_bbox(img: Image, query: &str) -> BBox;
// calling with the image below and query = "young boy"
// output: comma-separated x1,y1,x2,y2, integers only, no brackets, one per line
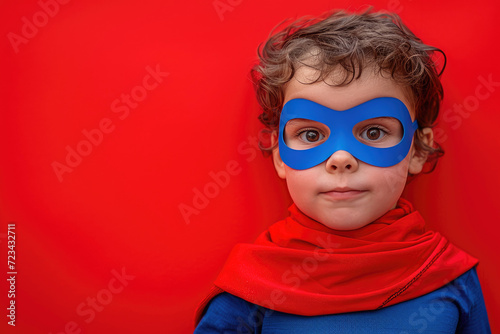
194,9,491,333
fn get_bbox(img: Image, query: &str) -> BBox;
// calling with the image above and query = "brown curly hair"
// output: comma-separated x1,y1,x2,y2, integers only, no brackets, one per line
251,8,445,172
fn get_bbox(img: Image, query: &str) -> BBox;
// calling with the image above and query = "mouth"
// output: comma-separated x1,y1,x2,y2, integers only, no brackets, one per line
320,187,367,200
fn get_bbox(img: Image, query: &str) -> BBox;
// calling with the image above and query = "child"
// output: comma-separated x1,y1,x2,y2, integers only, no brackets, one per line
194,9,491,333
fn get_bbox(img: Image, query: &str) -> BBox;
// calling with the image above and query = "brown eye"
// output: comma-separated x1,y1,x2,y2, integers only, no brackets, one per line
361,127,385,141
299,130,324,143
368,128,381,140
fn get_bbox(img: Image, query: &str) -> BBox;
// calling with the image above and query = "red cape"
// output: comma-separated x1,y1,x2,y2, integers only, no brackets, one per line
195,198,478,323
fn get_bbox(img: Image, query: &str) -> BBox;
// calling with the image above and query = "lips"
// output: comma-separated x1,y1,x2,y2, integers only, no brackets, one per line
321,187,367,200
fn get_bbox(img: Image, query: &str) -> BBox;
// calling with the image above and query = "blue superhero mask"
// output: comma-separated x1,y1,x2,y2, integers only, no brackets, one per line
278,97,418,169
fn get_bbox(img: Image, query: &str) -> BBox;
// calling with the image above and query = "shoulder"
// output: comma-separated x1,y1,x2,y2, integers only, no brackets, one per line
423,266,482,307
435,266,482,302
195,293,264,333
207,292,258,313
426,266,491,332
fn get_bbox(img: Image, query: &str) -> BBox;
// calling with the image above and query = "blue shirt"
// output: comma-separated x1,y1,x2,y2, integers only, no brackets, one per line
195,267,490,333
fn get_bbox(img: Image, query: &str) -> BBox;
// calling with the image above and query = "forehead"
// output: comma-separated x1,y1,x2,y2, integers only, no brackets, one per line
283,66,414,118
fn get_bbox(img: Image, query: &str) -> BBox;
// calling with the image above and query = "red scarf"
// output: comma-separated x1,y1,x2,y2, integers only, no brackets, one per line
195,198,478,323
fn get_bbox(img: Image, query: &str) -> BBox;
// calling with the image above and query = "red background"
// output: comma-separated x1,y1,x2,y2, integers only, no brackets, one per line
1,0,499,333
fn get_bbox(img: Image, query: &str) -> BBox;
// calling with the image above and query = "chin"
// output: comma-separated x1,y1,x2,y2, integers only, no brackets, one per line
316,215,372,231
323,221,371,231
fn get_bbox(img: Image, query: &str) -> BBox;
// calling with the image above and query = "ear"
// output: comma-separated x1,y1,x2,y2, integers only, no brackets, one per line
408,127,434,174
272,147,287,179
271,131,287,179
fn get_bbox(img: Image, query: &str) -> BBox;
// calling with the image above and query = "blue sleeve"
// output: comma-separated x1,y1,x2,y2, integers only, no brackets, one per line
456,267,491,333
194,293,263,334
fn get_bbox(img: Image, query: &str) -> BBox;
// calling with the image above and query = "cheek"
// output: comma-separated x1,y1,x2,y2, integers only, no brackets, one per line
375,160,410,195
284,167,316,198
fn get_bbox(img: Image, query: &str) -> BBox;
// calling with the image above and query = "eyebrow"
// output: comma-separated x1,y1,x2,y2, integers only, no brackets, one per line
285,119,324,127
358,117,401,125
286,117,401,126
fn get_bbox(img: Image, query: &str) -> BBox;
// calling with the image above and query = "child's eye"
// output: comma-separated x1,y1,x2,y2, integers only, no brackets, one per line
283,119,329,149
299,130,325,143
360,126,387,141
354,117,403,147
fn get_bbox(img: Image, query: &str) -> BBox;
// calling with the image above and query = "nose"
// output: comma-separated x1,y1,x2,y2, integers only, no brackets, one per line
325,150,359,173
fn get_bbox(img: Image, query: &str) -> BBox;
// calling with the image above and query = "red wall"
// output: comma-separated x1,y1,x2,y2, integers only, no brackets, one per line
1,1,499,333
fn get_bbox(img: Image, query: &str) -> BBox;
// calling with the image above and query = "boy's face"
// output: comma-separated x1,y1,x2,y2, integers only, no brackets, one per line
273,66,430,230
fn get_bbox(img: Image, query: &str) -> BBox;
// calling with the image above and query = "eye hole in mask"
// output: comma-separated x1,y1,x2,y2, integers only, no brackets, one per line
283,117,404,150
278,98,418,169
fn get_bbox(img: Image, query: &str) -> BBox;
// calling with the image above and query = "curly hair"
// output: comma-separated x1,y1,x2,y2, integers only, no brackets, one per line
251,8,445,172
